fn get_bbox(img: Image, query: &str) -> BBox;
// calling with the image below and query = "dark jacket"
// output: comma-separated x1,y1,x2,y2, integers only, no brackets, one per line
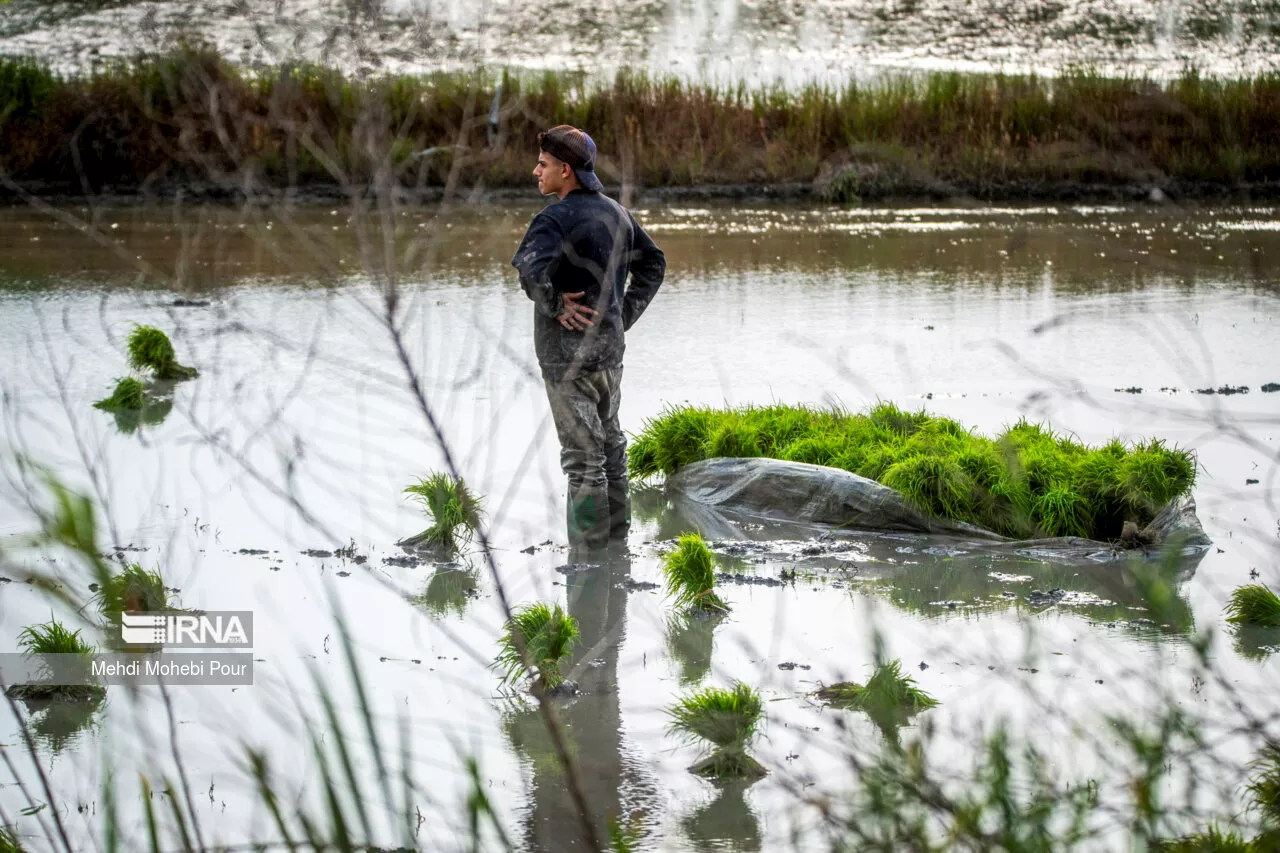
512,189,666,381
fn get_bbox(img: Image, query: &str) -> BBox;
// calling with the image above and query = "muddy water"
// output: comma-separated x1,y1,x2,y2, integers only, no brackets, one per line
0,202,1278,851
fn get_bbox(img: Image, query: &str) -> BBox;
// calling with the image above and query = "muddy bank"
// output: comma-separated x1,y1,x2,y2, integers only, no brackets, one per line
6,176,1280,207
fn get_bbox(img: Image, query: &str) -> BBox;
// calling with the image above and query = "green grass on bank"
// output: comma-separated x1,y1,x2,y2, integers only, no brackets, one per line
628,402,1196,541
1,48,1278,195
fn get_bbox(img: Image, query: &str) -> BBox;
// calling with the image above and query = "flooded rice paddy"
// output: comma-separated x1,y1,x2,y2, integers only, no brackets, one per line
0,201,1278,851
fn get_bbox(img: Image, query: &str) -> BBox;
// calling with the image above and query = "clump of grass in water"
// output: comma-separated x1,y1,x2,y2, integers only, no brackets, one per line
127,325,197,381
662,532,729,615
401,471,483,553
96,563,170,615
629,402,1196,542
1225,584,1280,628
4,618,105,703
667,681,767,779
1247,743,1280,830
93,376,145,412
816,659,939,731
494,602,579,695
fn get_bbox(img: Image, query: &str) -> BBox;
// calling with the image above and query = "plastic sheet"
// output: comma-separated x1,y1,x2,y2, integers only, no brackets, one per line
664,457,1212,566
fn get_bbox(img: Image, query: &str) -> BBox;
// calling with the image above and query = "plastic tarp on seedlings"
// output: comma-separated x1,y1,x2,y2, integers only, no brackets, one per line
663,457,1211,567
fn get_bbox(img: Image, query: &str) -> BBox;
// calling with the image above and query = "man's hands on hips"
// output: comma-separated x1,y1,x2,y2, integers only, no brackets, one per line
558,291,598,331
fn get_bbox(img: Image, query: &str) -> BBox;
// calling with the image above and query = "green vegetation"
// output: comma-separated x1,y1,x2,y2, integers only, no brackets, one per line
1225,584,1280,628
661,532,729,614
16,617,95,656
494,602,579,693
630,402,1197,541
1247,744,1280,828
127,325,197,381
667,681,767,779
816,658,939,734
93,377,144,412
401,471,483,553
0,825,24,853
4,617,105,703
96,563,170,615
1,49,1278,196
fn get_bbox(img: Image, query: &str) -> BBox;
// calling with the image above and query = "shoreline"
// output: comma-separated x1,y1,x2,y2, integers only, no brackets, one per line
4,178,1279,208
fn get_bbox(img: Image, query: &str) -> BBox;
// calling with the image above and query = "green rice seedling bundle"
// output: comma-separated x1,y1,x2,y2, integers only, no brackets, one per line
667,681,767,778
628,402,1196,541
5,618,104,702
127,325,198,381
93,377,145,412
662,532,729,614
494,601,579,694
1225,585,1280,628
402,471,484,553
1247,743,1280,828
96,563,169,615
816,659,938,731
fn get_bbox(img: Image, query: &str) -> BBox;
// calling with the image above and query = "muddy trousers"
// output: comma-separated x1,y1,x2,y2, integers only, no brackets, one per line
544,366,630,548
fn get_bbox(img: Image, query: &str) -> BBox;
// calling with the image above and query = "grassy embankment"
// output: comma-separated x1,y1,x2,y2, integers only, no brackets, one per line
628,402,1196,542
1,48,1278,199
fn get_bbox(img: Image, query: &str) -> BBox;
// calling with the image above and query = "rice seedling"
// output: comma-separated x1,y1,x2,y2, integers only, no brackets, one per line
666,681,767,779
0,825,24,853
816,659,939,733
401,471,484,553
4,618,104,703
662,532,730,615
1224,585,1280,628
96,563,170,615
1246,743,1280,827
127,325,198,381
628,402,1196,541
16,618,95,656
92,376,144,412
881,454,974,520
494,602,580,694
1155,825,1253,852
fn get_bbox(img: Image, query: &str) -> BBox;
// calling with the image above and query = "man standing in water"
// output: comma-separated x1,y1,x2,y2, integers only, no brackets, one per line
512,125,666,550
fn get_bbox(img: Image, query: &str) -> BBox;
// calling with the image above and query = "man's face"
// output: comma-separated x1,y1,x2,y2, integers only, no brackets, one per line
533,152,570,196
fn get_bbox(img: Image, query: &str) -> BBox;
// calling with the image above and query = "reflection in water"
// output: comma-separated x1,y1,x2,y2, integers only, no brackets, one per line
407,565,478,618
1232,624,1280,662
14,694,106,754
665,610,725,686
645,495,1204,636
109,393,173,435
681,780,763,853
509,547,654,851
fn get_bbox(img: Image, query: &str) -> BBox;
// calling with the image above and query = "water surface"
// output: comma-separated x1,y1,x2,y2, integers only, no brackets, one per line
0,201,1278,851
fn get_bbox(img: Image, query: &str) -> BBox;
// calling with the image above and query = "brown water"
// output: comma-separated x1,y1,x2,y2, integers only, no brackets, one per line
0,201,1278,851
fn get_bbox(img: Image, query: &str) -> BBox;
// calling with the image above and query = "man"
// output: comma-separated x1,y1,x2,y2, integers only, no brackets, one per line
512,125,666,550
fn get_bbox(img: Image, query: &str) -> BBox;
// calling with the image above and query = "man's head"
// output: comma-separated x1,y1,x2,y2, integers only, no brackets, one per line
534,125,603,198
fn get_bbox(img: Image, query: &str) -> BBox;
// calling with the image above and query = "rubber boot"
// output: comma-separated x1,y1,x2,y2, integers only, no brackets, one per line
607,480,631,542
566,488,610,550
